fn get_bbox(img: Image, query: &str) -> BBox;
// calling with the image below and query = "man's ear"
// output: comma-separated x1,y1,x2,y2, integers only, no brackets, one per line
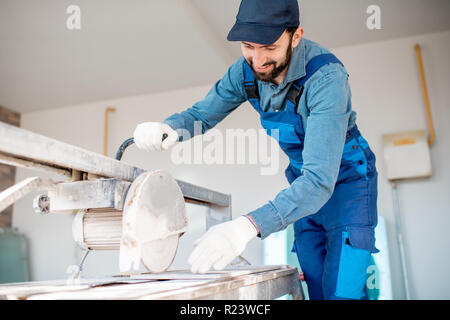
292,27,304,48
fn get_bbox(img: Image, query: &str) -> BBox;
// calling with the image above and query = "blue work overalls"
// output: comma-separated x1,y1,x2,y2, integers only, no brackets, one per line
243,54,379,300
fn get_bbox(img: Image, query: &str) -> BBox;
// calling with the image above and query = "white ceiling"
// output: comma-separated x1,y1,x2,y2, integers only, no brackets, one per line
1,0,449,113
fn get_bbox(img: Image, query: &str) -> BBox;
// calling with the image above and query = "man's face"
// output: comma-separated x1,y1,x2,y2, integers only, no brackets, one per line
241,29,298,83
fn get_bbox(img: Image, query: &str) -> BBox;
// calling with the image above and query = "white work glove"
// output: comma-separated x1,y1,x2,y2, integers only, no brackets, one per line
188,216,258,274
133,122,179,151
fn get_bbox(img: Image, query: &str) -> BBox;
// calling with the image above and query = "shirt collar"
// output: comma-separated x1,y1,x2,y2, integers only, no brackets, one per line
282,37,306,86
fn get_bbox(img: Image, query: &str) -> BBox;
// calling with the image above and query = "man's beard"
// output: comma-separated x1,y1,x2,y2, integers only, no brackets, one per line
247,38,293,84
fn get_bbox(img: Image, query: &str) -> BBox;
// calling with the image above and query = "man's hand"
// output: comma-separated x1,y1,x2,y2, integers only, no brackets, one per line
188,216,258,274
133,122,178,151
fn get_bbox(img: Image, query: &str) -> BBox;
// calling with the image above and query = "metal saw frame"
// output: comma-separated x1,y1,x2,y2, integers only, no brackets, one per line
0,121,232,274
0,121,232,228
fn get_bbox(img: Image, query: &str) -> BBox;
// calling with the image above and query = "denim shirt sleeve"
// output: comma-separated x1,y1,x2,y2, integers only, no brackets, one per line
247,66,352,239
163,57,247,141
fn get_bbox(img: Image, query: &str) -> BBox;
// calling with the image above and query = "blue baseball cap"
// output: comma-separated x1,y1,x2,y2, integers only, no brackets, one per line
227,0,300,45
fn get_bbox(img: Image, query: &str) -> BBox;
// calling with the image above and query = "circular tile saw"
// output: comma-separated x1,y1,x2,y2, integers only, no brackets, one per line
73,136,188,274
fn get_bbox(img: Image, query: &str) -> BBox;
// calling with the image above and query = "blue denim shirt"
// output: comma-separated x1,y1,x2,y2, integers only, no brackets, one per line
164,38,357,239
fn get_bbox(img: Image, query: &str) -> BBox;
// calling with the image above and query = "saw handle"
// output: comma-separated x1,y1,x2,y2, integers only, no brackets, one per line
115,133,168,161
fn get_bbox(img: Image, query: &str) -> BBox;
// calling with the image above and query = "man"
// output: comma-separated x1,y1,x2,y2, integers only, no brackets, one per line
133,0,379,300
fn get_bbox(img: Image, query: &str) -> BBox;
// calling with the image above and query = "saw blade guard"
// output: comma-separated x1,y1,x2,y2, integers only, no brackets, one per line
119,170,188,273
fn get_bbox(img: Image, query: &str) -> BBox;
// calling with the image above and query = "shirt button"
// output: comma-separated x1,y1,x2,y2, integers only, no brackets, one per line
358,160,364,165
352,145,357,150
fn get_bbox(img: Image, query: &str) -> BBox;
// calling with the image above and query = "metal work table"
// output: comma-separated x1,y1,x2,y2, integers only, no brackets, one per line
0,265,303,300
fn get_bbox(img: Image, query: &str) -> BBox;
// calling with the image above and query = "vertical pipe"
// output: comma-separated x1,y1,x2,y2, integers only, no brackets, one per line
391,181,412,299
104,107,116,156
415,44,435,145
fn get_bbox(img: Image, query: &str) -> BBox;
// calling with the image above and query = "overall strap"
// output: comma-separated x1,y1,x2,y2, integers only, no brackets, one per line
243,61,260,108
287,53,344,111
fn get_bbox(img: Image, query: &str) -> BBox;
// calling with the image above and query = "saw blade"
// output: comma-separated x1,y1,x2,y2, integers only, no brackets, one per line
119,170,187,274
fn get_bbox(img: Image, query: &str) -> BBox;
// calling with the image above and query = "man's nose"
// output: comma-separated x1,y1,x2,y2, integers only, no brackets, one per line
252,50,267,67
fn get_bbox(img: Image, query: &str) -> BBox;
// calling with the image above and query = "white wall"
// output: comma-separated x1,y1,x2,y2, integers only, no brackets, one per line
12,29,450,299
